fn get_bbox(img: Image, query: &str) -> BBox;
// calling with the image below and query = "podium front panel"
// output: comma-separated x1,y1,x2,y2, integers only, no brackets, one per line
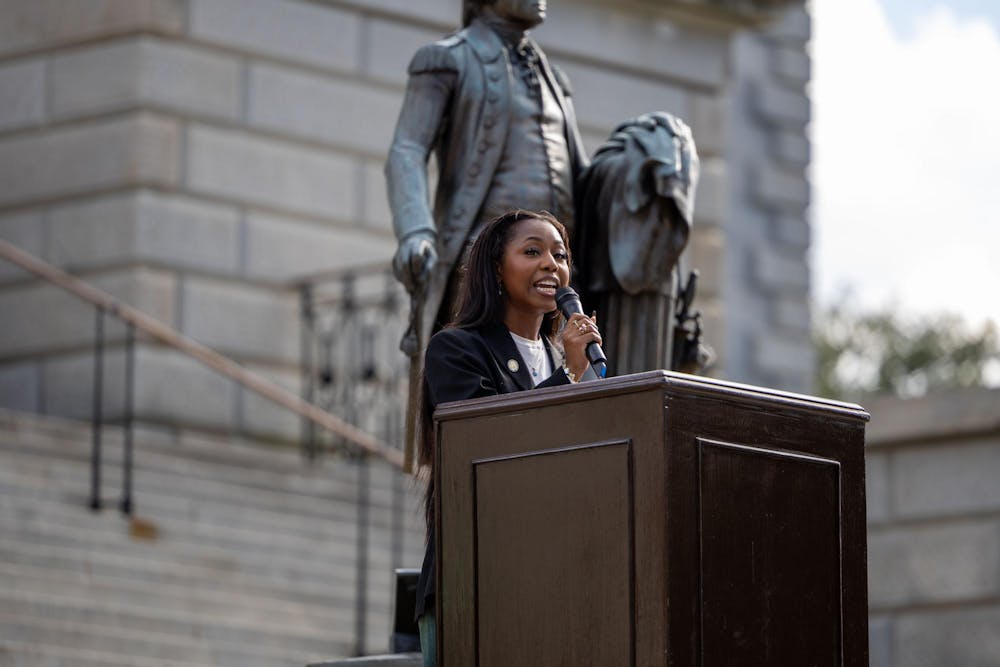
475,440,632,666
437,388,667,667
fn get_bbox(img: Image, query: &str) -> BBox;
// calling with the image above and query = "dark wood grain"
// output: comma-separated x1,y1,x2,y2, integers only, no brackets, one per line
436,372,869,667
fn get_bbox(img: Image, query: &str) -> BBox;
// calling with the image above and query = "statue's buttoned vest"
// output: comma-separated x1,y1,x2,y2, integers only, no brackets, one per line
417,20,588,343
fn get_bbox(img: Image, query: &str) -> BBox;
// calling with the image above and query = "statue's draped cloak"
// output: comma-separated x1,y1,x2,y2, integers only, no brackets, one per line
574,112,699,376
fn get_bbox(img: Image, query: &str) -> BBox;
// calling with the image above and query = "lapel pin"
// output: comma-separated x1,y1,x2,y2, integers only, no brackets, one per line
507,359,520,373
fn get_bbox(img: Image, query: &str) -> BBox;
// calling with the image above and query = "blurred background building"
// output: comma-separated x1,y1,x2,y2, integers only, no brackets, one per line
0,0,996,665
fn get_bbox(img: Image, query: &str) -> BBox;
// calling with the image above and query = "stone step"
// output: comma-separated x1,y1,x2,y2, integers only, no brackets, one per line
0,408,410,664
0,454,422,555
0,535,388,617
0,433,420,523
0,408,407,487
0,560,359,638
0,458,424,560
0,637,214,667
0,610,331,667
0,510,401,610
0,587,350,659
0,495,416,588
311,655,422,667
0,510,413,599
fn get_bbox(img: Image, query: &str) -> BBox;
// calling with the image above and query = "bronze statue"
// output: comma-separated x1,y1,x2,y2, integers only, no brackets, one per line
575,112,702,376
386,4,704,464
385,0,588,465
385,0,587,354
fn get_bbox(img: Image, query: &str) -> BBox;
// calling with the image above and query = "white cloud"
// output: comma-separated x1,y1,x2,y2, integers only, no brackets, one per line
812,0,1000,328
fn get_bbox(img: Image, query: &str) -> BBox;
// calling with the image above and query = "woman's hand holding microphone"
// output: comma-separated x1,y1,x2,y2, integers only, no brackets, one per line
562,312,602,382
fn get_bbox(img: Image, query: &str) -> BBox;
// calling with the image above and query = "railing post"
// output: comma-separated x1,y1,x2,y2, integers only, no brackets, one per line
120,322,136,516
89,307,105,511
299,283,317,461
353,452,370,656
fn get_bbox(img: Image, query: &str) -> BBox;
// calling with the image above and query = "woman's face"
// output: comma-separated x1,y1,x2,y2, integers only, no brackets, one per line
498,217,569,318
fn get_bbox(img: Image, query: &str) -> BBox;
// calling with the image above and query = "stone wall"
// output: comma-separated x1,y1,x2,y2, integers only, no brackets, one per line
725,6,814,392
0,0,814,439
865,387,1000,667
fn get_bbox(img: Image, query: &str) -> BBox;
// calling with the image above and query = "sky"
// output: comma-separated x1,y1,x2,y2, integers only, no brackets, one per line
811,0,1000,329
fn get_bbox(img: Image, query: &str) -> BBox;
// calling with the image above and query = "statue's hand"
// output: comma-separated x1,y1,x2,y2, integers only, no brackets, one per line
393,230,438,293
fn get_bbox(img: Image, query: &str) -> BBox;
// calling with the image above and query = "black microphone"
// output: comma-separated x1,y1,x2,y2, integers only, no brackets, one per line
555,286,607,378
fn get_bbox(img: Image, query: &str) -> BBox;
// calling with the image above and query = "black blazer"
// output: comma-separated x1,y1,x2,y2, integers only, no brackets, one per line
424,322,572,406
415,322,572,619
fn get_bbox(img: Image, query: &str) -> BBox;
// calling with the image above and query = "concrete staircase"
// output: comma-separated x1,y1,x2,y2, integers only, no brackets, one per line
0,409,426,666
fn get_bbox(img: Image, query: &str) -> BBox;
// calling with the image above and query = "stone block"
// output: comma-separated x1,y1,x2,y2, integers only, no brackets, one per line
180,277,299,364
0,0,184,58
771,44,811,85
48,191,240,274
693,157,726,224
868,615,892,667
752,243,809,291
134,192,241,274
244,212,392,283
769,213,810,250
752,78,810,127
537,3,728,89
770,128,810,167
185,124,355,220
556,60,688,135
248,63,401,155
189,0,361,73
754,164,809,211
42,345,237,429
865,450,890,524
51,37,241,121
892,437,1000,519
239,363,301,442
134,346,236,429
895,606,1000,667
686,224,723,297
0,113,180,207
364,19,446,87
362,160,392,232
0,58,45,131
347,0,454,26
868,519,1000,609
753,332,813,380
866,388,1000,447
766,5,811,44
771,293,810,333
0,267,176,359
0,209,45,282
688,93,725,157
0,361,40,413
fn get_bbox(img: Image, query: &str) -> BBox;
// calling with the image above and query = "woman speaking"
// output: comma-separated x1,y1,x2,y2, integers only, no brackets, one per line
413,209,602,666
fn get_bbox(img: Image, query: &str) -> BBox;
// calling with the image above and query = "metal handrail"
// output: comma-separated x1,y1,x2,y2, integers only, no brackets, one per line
0,239,404,470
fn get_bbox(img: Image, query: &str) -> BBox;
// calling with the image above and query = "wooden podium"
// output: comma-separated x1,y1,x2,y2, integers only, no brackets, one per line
434,371,869,667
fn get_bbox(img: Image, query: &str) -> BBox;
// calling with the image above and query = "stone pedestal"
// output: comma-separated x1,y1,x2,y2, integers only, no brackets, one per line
309,654,421,667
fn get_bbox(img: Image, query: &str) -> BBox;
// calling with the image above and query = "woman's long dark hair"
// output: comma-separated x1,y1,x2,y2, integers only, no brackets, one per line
417,209,571,527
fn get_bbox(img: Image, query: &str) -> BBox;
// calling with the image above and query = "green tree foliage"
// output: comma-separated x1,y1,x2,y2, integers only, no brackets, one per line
814,302,1000,400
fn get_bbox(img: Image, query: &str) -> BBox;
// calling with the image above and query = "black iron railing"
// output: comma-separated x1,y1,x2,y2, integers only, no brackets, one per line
298,264,409,461
298,263,412,655
87,306,138,515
